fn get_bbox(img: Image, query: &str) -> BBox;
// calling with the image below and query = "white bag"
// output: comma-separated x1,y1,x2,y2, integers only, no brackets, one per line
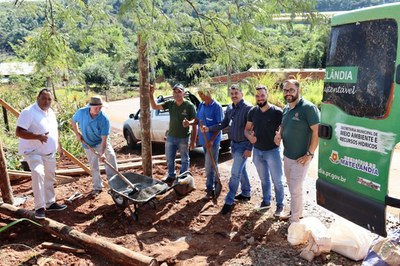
288,217,330,250
328,218,374,261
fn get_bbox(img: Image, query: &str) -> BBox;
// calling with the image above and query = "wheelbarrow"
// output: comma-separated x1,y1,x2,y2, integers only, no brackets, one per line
108,171,195,220
80,138,195,220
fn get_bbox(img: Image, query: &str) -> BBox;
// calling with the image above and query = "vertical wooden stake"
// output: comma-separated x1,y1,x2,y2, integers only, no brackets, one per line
0,140,14,204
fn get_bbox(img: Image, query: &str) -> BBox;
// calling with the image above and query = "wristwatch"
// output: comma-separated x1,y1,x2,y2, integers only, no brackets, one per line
306,151,314,158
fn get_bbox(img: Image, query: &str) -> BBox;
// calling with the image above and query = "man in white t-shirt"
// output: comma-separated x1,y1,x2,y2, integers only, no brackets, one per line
16,88,67,220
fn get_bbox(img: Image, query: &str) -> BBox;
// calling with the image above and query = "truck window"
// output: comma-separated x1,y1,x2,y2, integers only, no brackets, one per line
323,19,397,118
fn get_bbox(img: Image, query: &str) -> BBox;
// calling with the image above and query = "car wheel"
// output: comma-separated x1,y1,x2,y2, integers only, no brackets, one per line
124,129,138,149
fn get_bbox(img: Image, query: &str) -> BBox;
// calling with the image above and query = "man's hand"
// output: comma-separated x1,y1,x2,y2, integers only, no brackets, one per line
274,131,282,146
201,126,209,133
100,153,106,162
243,150,252,158
38,132,49,144
182,118,190,128
297,154,312,165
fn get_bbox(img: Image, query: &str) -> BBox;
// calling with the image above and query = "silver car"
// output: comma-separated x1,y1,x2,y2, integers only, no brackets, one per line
123,91,230,151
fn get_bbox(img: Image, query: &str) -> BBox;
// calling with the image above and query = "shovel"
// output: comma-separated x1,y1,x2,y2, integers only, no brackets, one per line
81,139,138,193
199,120,222,199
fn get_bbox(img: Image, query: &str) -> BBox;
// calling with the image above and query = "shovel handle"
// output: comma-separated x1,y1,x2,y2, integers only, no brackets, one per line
80,139,137,191
199,121,221,181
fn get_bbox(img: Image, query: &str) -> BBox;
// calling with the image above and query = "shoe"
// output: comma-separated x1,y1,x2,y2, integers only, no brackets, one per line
91,190,102,197
259,201,271,210
221,204,234,215
47,203,67,211
279,211,291,221
274,206,284,217
35,208,45,219
234,194,251,202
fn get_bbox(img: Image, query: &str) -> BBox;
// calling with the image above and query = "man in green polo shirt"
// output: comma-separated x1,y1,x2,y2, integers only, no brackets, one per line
150,83,196,183
274,79,320,223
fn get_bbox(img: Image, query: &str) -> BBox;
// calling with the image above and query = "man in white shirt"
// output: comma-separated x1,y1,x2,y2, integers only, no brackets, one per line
16,88,67,219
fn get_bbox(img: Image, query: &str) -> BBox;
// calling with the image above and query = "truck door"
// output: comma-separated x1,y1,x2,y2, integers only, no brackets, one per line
317,12,400,236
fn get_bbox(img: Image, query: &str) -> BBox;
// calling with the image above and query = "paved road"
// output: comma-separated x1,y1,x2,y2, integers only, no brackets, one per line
104,97,140,131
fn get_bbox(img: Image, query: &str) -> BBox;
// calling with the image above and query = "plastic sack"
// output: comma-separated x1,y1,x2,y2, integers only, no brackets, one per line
328,218,373,261
288,217,330,251
362,229,400,266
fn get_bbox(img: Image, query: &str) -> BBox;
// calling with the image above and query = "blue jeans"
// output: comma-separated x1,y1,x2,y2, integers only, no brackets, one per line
165,135,190,177
225,141,251,205
203,142,220,192
253,147,284,207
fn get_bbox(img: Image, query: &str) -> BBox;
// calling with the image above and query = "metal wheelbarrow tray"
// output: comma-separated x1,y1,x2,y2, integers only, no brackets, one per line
107,171,195,220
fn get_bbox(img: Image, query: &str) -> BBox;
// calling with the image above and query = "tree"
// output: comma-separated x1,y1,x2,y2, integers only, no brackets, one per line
184,0,316,88
119,0,179,176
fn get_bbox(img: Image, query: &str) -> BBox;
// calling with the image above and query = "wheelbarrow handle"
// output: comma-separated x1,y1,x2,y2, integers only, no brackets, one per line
80,139,138,192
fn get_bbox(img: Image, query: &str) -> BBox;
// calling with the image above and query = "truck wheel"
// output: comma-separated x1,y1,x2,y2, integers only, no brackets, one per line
124,129,138,149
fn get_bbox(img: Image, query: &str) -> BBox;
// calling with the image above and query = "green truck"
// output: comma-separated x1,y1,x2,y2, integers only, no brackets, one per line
317,3,400,237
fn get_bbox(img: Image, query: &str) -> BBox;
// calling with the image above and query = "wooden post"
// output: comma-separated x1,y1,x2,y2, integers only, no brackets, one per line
0,203,158,266
138,33,153,177
0,140,14,204
2,106,9,132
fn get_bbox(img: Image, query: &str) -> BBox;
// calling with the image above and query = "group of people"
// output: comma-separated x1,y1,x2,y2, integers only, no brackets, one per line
149,79,320,222
17,78,319,224
17,90,117,219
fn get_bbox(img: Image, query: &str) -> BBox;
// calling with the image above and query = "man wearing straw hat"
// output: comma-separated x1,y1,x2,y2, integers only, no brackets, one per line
71,95,118,196
183,83,224,199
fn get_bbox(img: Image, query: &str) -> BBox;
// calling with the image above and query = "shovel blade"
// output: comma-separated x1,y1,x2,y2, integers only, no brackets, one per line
214,180,222,199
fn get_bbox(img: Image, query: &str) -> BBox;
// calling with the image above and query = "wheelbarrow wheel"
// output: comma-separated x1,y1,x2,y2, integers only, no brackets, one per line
110,191,128,209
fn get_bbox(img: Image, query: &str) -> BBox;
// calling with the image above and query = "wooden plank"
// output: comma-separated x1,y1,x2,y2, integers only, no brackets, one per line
53,159,171,176
8,170,76,185
62,149,91,175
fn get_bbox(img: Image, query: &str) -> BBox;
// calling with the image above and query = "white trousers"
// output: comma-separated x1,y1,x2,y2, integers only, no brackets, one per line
84,141,118,191
24,152,56,211
283,156,311,223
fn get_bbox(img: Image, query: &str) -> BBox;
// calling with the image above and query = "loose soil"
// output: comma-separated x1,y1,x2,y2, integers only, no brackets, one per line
0,131,394,266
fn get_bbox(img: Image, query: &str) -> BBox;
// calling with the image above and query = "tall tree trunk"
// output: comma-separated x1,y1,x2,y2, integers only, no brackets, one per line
138,33,153,177
0,140,14,204
227,63,232,94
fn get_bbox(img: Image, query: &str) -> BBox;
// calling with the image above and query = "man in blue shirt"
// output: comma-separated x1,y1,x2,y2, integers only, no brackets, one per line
203,84,253,214
184,83,223,199
71,95,118,196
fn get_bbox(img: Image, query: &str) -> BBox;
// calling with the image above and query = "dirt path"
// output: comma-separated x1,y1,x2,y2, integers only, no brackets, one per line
2,98,399,265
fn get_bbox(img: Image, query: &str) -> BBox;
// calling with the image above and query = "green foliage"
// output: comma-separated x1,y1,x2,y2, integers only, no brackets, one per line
0,218,41,234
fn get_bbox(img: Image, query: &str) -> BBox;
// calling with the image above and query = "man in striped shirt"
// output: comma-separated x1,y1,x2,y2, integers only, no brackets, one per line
202,84,253,215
